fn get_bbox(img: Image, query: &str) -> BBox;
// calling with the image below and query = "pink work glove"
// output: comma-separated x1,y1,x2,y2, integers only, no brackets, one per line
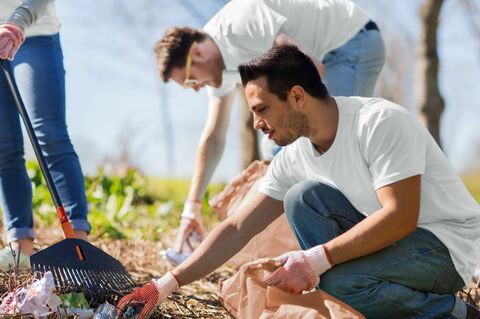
117,272,179,319
0,24,24,61
264,245,333,294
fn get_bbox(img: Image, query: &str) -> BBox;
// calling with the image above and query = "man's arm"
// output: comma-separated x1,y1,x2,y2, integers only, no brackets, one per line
173,89,238,252
173,192,284,285
262,175,421,294
325,175,421,265
117,192,283,318
187,89,237,203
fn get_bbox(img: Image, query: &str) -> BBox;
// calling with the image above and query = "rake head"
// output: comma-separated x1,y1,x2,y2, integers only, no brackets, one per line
30,239,138,306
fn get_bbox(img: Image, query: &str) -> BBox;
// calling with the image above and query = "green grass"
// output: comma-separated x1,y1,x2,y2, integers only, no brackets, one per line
2,162,226,241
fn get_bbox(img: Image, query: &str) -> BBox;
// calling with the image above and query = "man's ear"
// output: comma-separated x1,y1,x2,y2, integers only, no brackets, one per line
190,45,203,62
290,85,305,108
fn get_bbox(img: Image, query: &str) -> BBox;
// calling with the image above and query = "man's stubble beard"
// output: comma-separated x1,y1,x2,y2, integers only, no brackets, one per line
275,109,309,146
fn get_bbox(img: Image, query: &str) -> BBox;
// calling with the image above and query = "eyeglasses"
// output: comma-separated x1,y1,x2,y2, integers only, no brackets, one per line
183,41,199,89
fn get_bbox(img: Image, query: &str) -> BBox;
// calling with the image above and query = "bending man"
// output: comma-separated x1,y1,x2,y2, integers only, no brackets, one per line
155,0,385,255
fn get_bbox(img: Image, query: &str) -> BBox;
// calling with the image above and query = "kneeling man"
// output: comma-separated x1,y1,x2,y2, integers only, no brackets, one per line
119,45,480,319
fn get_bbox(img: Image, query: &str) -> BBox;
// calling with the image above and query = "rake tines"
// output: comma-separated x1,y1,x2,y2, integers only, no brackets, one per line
30,239,138,306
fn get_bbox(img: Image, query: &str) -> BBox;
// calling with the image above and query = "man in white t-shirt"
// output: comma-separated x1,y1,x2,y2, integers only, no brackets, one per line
155,0,385,259
119,45,480,318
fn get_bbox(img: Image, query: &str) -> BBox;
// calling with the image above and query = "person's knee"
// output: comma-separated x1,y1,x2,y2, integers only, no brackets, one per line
0,142,24,168
284,181,340,218
41,139,77,158
35,125,75,157
284,180,322,220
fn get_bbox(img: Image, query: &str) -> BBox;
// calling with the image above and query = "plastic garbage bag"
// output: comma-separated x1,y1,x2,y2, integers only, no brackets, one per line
0,271,55,317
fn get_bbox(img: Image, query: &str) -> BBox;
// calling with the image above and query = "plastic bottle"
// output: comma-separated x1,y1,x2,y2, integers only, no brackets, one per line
92,303,116,319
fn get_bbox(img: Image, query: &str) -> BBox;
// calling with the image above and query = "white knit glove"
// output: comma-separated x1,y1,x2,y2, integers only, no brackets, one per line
174,201,205,252
264,245,333,294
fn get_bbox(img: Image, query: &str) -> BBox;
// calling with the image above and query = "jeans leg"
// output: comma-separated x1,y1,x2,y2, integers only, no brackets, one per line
0,64,34,242
319,228,464,318
284,181,465,318
322,29,385,97
283,180,366,248
13,34,90,233
351,30,385,97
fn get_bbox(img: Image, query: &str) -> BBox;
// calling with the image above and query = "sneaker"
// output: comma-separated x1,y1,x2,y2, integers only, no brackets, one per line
467,303,480,319
0,246,30,271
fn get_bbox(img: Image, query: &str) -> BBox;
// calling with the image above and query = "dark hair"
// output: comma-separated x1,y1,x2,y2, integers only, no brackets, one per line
238,45,328,101
154,27,208,82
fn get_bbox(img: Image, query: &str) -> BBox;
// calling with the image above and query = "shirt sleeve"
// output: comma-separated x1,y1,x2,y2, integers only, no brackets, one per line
7,0,52,31
361,107,427,190
259,147,301,201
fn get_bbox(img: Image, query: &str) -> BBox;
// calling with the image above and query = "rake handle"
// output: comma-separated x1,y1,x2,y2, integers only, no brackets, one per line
0,60,76,239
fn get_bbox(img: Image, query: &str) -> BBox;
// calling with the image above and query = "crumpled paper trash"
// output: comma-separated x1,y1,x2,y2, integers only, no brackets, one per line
0,271,55,317
219,259,365,319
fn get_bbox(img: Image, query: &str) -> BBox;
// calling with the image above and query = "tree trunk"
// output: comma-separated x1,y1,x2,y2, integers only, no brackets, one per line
417,0,445,148
238,90,260,168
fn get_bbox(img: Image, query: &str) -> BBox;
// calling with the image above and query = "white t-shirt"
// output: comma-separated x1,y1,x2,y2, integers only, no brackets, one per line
203,0,369,98
1,0,60,37
259,96,480,285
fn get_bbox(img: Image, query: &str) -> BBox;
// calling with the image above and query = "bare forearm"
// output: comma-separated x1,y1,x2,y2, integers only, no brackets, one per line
325,176,420,265
187,136,225,201
325,207,417,265
172,219,247,285
187,93,235,202
172,193,284,285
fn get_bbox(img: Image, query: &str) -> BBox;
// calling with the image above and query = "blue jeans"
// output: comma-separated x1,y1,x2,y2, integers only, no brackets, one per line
322,26,385,97
0,34,90,242
283,181,466,319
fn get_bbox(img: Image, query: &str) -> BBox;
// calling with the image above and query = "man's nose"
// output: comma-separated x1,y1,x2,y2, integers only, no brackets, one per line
253,114,264,130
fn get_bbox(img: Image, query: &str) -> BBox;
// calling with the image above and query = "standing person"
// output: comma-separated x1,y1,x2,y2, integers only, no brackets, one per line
154,0,386,256
118,45,480,319
0,0,90,270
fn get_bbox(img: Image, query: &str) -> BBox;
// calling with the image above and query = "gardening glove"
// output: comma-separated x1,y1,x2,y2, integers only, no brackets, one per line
117,272,179,319
263,245,333,294
174,201,205,253
0,23,24,60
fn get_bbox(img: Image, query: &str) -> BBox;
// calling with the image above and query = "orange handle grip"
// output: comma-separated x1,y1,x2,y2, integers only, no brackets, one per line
56,206,76,239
